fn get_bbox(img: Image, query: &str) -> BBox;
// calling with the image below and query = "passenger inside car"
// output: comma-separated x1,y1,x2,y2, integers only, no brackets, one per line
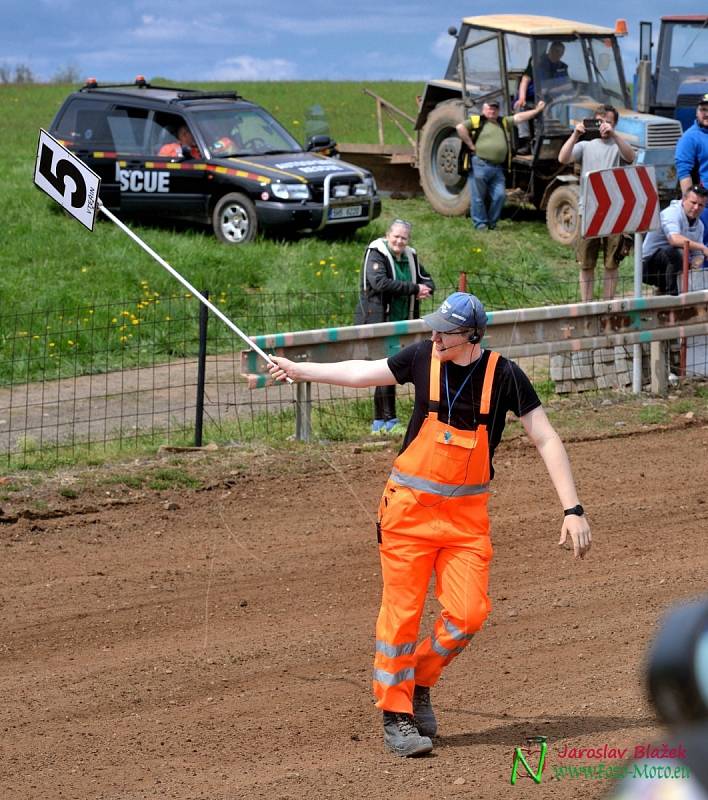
157,124,200,159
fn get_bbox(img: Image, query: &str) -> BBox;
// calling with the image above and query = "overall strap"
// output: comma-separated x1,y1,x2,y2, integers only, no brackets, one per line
480,351,500,416
428,351,441,419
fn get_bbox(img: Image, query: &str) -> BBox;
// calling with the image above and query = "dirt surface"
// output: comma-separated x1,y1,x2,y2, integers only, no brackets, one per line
2,424,707,800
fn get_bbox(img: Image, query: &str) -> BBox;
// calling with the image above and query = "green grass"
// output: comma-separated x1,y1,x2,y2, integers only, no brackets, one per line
0,81,635,388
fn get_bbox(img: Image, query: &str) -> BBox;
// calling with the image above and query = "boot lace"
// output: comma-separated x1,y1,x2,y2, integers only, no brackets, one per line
395,713,418,736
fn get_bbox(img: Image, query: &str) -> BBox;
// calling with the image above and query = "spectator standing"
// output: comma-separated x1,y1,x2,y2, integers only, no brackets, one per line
675,93,708,246
642,187,708,295
456,99,546,230
558,104,635,301
354,220,435,433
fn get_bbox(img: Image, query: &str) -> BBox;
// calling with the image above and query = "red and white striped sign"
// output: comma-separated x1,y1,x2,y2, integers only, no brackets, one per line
582,165,660,239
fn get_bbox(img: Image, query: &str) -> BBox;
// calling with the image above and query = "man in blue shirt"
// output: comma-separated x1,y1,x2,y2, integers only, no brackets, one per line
675,94,708,245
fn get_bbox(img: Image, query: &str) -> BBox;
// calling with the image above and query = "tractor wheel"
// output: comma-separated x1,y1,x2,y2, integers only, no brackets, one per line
418,99,470,216
545,184,580,246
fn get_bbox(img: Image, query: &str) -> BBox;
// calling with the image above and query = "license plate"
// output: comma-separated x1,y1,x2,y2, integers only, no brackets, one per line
329,205,363,219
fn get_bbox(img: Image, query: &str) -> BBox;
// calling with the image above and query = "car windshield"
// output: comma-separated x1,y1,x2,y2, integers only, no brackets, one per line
192,107,303,157
656,21,708,106
532,37,627,107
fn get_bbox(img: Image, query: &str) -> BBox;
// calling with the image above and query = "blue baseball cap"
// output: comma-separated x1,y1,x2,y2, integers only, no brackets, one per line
423,292,487,333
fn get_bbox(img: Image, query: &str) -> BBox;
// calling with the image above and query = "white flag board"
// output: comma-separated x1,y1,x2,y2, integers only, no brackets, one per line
34,129,101,231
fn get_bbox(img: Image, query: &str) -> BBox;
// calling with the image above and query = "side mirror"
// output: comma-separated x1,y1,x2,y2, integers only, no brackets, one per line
306,134,336,152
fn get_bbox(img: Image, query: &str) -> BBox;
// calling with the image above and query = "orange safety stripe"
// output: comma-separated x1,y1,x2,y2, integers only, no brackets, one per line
429,351,440,409
480,351,500,416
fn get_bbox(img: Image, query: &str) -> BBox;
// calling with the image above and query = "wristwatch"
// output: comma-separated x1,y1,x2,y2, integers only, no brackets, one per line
563,504,585,517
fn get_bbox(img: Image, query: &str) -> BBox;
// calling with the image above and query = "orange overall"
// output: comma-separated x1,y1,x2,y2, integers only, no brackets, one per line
373,350,499,713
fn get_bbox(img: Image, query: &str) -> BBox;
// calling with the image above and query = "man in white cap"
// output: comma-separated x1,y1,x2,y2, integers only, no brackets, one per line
675,93,708,246
269,292,591,759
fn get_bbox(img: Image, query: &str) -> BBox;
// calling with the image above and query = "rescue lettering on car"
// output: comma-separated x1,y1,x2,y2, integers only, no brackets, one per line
115,163,170,193
273,159,347,174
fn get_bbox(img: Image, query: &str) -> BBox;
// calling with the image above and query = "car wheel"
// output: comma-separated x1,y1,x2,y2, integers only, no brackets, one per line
545,184,579,246
212,193,257,244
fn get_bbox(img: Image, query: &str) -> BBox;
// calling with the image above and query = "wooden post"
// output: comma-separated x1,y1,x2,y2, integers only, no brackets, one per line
458,271,468,292
650,340,668,396
376,99,384,147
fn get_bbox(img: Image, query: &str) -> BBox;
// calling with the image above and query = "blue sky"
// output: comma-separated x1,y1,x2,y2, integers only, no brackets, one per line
1,0,697,83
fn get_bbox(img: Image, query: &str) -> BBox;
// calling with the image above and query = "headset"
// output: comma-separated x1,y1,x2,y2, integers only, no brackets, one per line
438,303,484,350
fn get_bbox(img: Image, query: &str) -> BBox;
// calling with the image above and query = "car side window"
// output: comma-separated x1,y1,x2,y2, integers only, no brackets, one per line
149,112,190,155
106,105,149,154
54,99,113,150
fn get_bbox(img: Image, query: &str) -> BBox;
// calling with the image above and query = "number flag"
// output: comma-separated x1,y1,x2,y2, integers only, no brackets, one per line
34,129,101,231
582,165,660,239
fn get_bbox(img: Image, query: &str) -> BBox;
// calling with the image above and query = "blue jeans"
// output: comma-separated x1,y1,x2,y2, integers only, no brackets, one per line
468,156,506,229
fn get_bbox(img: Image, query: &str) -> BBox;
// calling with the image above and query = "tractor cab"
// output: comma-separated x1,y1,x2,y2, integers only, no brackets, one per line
442,16,630,162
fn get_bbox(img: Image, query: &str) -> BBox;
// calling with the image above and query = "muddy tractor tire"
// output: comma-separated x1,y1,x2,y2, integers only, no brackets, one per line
545,184,580,246
418,100,470,217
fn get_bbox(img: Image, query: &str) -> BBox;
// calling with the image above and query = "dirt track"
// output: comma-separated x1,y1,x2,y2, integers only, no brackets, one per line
2,425,707,799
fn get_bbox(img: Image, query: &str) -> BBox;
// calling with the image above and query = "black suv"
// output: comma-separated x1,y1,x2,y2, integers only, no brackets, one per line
49,78,382,244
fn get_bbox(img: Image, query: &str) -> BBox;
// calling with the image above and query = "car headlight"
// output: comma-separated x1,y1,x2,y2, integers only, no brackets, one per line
270,183,310,200
364,175,377,194
353,182,370,196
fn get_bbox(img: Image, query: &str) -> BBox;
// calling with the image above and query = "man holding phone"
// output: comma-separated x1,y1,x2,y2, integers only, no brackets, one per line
558,105,636,301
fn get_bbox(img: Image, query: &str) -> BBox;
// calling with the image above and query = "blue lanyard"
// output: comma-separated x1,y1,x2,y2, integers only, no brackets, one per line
444,355,482,425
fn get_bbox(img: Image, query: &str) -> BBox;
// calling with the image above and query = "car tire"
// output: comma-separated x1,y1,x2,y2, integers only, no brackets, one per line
418,99,470,217
212,193,257,244
545,184,579,246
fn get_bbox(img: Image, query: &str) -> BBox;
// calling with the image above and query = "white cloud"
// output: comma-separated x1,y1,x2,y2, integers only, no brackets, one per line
432,31,454,62
263,15,384,35
208,56,296,81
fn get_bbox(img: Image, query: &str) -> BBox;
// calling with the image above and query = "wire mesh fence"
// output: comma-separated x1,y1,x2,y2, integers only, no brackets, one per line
0,272,705,466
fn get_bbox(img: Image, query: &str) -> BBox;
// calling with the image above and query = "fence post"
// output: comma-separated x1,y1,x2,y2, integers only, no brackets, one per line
650,340,668,396
295,381,312,441
194,289,209,447
458,271,467,292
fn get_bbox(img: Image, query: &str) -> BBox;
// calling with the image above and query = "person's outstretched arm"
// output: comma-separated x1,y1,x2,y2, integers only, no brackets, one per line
268,356,396,388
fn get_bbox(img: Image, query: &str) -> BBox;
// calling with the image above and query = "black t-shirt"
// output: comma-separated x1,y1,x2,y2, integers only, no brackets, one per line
388,340,541,477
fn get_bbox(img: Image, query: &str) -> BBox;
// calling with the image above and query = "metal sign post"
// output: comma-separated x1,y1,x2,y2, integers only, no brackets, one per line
582,165,661,394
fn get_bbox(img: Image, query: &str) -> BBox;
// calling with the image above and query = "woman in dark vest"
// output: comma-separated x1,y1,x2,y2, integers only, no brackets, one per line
354,219,435,433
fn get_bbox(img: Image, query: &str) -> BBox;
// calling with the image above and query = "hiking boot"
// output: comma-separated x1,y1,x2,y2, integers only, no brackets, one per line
413,685,438,738
382,712,433,757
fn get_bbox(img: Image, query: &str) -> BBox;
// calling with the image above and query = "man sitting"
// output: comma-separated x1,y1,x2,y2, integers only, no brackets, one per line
158,124,200,159
642,186,708,295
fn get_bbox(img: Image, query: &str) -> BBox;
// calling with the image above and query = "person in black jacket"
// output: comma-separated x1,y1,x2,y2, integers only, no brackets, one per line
354,219,435,433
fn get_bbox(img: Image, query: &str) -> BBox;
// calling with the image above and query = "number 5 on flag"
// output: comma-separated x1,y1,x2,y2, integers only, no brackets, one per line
34,129,101,231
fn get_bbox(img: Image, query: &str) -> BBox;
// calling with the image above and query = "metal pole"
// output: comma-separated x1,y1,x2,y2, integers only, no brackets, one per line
680,242,690,376
194,290,209,447
295,381,312,441
632,232,644,394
